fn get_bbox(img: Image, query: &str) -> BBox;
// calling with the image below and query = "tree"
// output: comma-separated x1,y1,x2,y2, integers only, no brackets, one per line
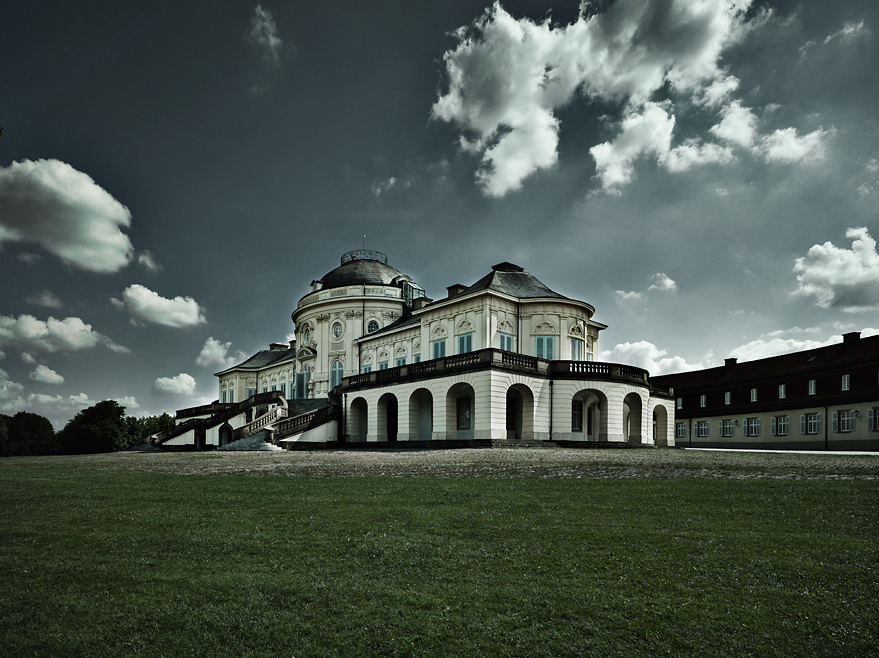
57,401,131,454
0,412,58,456
125,413,176,446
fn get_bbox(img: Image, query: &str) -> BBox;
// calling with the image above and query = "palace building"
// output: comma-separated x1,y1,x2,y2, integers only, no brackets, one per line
156,250,676,450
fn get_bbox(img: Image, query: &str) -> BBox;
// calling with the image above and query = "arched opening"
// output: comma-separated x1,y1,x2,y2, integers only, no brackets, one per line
218,423,232,447
653,405,669,447
349,397,368,442
446,383,475,441
624,393,643,444
377,393,398,442
572,389,609,441
505,384,535,440
409,388,433,441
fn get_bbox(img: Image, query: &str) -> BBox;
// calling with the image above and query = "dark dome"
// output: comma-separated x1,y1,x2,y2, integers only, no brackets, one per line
318,250,407,289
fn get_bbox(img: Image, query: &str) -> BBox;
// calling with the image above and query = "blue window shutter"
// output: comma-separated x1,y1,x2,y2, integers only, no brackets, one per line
755,418,760,436
547,336,555,360
535,336,544,359
771,417,776,436
800,415,806,434
869,408,875,431
832,411,838,433
718,421,723,436
817,414,822,434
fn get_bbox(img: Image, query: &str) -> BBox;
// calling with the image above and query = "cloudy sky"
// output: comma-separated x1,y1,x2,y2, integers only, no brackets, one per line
2,0,877,428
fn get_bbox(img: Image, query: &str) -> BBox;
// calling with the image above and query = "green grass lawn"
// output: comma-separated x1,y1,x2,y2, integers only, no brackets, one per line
1,466,877,657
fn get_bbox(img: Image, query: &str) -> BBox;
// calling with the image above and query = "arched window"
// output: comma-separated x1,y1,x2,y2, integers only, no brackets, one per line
330,361,344,389
368,320,379,333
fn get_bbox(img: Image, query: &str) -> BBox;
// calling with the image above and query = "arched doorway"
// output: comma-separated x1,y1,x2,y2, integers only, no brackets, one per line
218,423,232,448
378,393,398,442
653,405,669,447
506,384,535,440
349,397,368,442
409,389,433,441
572,389,608,441
446,383,475,441
623,393,643,444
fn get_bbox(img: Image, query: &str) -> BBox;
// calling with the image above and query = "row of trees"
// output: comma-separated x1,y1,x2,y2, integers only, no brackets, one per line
0,401,175,456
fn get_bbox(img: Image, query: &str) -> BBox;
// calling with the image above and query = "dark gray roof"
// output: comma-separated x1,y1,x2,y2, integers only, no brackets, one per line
220,348,296,373
318,256,407,289
462,269,570,300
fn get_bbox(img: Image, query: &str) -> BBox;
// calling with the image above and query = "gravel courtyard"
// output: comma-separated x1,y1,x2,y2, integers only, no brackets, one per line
4,447,878,479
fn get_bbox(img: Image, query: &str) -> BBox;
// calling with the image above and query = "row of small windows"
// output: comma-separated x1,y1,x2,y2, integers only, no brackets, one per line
680,374,857,409
676,409,879,437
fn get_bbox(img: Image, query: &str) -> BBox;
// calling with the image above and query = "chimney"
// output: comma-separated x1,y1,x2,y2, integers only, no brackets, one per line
413,296,433,311
447,284,468,298
724,358,737,367
270,343,287,351
843,331,861,343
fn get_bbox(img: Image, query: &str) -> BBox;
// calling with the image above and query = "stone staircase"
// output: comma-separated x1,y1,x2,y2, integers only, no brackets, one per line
216,429,284,451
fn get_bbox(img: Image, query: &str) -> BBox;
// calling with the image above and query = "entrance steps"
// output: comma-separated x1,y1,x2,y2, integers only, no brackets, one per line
217,430,284,451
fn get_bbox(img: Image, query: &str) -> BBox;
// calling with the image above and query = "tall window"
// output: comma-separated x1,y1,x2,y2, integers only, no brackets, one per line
228,389,234,404
362,365,372,373
808,380,817,395
295,366,310,399
279,383,285,396
802,413,821,434
696,421,710,437
378,361,388,370
303,327,310,344
535,336,555,360
221,391,226,403
724,391,731,405
700,394,706,408
413,354,421,363
675,422,687,438
842,374,850,391
835,410,855,433
500,333,514,352
246,388,256,398
750,388,757,402
772,416,790,436
572,401,583,432
395,357,406,367
456,397,471,430
571,338,584,361
458,333,473,354
433,339,446,359
779,384,786,399
330,361,343,389
676,398,682,410
721,419,734,437
745,418,761,437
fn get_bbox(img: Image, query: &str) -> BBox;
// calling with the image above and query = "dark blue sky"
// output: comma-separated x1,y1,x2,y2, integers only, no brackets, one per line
2,0,877,427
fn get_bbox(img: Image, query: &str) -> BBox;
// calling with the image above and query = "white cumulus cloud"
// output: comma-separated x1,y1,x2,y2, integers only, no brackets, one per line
793,227,879,312
728,334,840,362
113,396,140,409
0,314,130,354
1,368,94,415
26,290,63,309
600,341,704,375
710,100,758,147
0,159,134,272
758,127,829,163
153,373,197,396
648,273,678,293
196,337,246,369
29,365,64,385
119,284,206,327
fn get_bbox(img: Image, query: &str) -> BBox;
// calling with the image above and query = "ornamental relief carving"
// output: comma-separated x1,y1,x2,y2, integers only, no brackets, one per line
498,320,514,334
457,319,473,333
569,324,584,337
413,341,420,351
378,350,389,360
361,354,373,364
432,326,447,339
345,310,362,319
245,377,256,386
395,346,407,356
315,314,331,323
533,321,557,334
383,311,400,321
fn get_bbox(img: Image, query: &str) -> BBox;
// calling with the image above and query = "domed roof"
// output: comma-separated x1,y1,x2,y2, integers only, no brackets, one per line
318,250,408,289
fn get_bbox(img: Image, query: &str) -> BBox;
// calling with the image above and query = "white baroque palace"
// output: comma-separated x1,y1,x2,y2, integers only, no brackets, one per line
159,250,675,450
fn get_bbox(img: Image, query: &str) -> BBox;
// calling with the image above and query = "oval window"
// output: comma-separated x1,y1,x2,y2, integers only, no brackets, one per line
332,322,343,338
367,320,379,333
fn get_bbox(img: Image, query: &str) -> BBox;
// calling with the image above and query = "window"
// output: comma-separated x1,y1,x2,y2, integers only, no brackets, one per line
221,390,226,403
696,421,710,437
413,354,421,363
750,388,757,402
771,416,790,436
246,388,256,398
808,379,817,395
676,397,682,410
700,394,706,408
572,401,583,432
724,391,731,405
868,408,878,431
456,397,471,430
834,410,855,433
458,333,473,354
842,374,850,391
279,383,285,396
228,390,234,403
271,385,276,392
720,419,734,437
378,361,389,370
535,336,555,360
500,333,514,352
395,357,406,367
778,384,786,399
802,413,822,435
330,360,343,389
571,338,584,361
433,339,446,359
367,320,379,334
744,418,761,437
675,422,688,438
332,322,343,338
295,366,310,399
303,327,310,344
262,387,268,394
362,365,372,374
